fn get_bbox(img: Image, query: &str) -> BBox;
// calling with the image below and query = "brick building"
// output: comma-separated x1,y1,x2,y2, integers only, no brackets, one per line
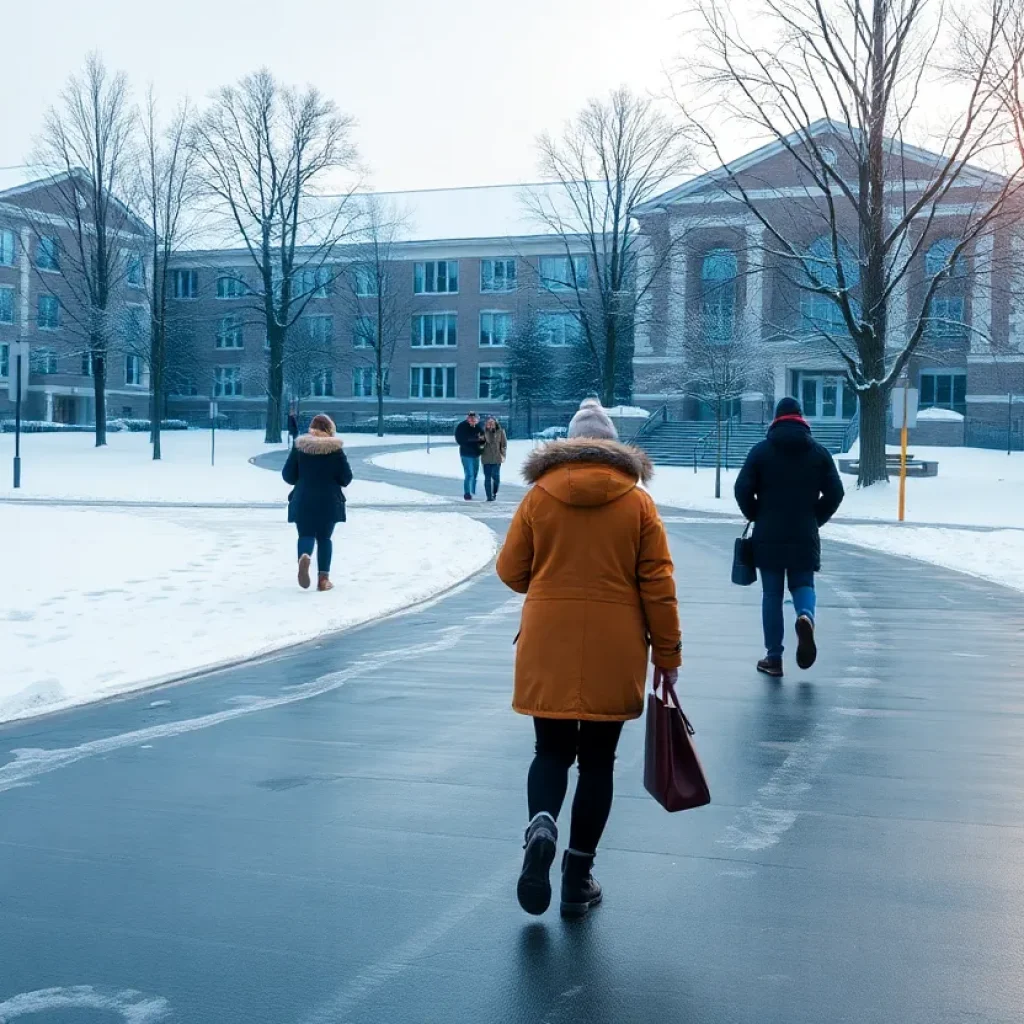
633,120,1024,448
0,173,152,425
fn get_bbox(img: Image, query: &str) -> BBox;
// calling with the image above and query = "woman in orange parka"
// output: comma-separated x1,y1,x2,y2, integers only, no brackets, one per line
497,399,681,918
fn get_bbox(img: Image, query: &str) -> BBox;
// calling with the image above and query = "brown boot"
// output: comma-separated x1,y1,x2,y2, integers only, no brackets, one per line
297,553,312,590
317,572,334,592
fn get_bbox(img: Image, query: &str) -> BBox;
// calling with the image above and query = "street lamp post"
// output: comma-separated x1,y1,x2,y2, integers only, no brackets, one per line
9,340,29,489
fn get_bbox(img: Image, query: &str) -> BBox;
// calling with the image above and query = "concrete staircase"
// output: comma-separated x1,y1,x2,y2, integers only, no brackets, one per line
635,420,850,467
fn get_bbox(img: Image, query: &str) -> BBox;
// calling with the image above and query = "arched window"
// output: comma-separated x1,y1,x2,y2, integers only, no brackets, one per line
800,236,860,335
924,238,967,341
700,249,738,343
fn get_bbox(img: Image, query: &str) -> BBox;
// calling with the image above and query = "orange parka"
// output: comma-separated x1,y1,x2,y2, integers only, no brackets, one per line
496,439,681,722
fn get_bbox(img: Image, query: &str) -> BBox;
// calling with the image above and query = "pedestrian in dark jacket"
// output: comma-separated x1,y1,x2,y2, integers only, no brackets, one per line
287,407,299,448
454,411,485,500
734,397,844,677
481,416,507,502
282,413,353,592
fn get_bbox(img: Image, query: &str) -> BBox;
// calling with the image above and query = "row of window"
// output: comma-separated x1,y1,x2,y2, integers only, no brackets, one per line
0,229,145,287
171,255,589,301
208,310,579,350
205,364,509,401
0,343,146,385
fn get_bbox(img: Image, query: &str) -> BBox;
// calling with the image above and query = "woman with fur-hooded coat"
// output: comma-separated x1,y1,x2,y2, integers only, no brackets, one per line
497,398,681,919
282,413,353,592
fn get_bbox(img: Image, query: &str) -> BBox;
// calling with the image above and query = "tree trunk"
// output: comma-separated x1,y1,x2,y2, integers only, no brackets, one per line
376,369,385,438
93,353,107,448
265,324,285,444
715,399,722,499
601,317,617,408
1007,393,1013,456
151,321,164,461
857,384,889,487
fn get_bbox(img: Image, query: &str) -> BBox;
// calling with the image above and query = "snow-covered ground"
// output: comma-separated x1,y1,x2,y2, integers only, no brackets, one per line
0,430,442,506
0,504,497,724
372,440,1024,528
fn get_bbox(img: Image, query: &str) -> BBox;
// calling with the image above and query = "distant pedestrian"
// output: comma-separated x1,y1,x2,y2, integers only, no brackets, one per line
497,398,681,918
454,411,485,500
734,397,845,677
482,416,507,502
287,407,299,449
282,413,353,593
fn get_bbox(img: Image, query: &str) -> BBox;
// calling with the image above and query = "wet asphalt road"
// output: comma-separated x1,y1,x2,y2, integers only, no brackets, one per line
1,449,1023,1023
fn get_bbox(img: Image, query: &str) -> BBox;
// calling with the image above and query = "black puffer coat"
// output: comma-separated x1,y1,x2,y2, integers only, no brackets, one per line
282,434,354,530
734,417,845,572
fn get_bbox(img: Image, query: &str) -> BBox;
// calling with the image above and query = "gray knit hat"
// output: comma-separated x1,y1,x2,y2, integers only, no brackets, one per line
567,398,618,441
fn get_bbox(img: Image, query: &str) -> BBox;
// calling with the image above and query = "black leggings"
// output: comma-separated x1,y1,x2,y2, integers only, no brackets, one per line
296,523,334,573
528,718,625,855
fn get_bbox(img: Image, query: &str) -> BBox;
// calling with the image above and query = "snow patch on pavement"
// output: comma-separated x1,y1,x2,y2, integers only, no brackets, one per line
0,505,496,724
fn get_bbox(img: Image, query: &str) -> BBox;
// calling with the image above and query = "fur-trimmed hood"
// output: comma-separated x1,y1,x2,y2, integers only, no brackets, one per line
522,438,653,508
295,433,345,455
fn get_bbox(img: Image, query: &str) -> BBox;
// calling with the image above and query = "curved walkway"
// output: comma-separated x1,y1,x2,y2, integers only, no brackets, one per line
0,450,1022,1023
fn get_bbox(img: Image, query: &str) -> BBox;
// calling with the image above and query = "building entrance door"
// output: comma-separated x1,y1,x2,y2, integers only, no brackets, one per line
53,396,79,424
796,373,857,420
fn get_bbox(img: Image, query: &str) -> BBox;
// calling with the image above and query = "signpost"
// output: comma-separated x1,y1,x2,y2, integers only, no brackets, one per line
8,341,29,489
209,400,218,467
892,379,919,522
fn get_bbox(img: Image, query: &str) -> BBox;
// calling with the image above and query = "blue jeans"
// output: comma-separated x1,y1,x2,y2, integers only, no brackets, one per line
760,569,815,659
461,455,480,496
484,463,501,500
297,523,335,573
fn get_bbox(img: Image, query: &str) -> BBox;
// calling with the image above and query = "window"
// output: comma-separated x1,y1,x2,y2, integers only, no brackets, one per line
311,370,334,397
800,236,860,335
410,364,456,399
352,264,379,297
126,254,143,287
125,354,144,386
478,365,510,400
414,260,459,294
214,366,243,397
537,311,581,347
0,344,8,378
215,314,244,349
298,266,331,299
0,229,14,267
36,237,59,271
0,286,13,324
353,366,390,397
353,316,377,349
305,315,334,347
480,311,512,347
919,371,966,417
31,347,58,374
37,294,60,330
481,258,517,293
82,351,93,377
170,378,199,397
924,239,967,342
540,255,588,291
412,312,458,347
700,249,738,344
172,269,199,299
216,274,247,299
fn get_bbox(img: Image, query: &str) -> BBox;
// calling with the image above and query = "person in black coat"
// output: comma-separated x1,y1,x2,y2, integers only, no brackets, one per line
454,411,485,500
281,413,353,592
287,406,299,448
734,397,845,677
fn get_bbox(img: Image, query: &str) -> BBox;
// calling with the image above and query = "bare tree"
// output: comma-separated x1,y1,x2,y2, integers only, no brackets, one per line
525,87,693,408
341,196,413,436
133,91,198,459
676,0,1024,486
31,54,140,446
191,69,360,442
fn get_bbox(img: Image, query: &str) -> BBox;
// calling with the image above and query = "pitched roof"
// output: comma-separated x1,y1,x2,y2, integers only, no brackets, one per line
636,118,1003,213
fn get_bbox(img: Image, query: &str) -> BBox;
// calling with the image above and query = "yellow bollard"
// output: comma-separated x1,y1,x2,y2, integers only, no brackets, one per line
898,382,909,522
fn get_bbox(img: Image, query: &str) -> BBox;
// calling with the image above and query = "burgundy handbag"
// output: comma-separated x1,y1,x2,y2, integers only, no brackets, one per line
643,676,711,812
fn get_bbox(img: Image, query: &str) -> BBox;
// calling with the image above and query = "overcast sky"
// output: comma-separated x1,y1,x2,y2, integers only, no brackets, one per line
2,0,696,192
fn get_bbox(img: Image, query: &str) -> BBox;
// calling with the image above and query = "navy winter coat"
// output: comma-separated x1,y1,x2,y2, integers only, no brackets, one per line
734,417,845,572
282,434,354,531
454,420,485,459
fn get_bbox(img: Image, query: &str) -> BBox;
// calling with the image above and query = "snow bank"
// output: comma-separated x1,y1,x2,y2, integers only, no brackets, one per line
916,407,964,422
0,430,442,506
0,505,497,723
606,405,651,418
828,524,1024,593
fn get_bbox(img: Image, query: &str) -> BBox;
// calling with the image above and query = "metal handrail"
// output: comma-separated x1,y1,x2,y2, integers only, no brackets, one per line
841,411,861,454
628,404,668,445
693,429,715,473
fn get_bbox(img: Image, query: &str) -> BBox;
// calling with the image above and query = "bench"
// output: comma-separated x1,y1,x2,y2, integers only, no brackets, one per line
837,456,938,478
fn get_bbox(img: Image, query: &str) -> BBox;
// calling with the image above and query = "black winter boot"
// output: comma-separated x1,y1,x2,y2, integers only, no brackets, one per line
757,657,784,678
517,813,558,915
795,615,817,670
560,849,602,918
